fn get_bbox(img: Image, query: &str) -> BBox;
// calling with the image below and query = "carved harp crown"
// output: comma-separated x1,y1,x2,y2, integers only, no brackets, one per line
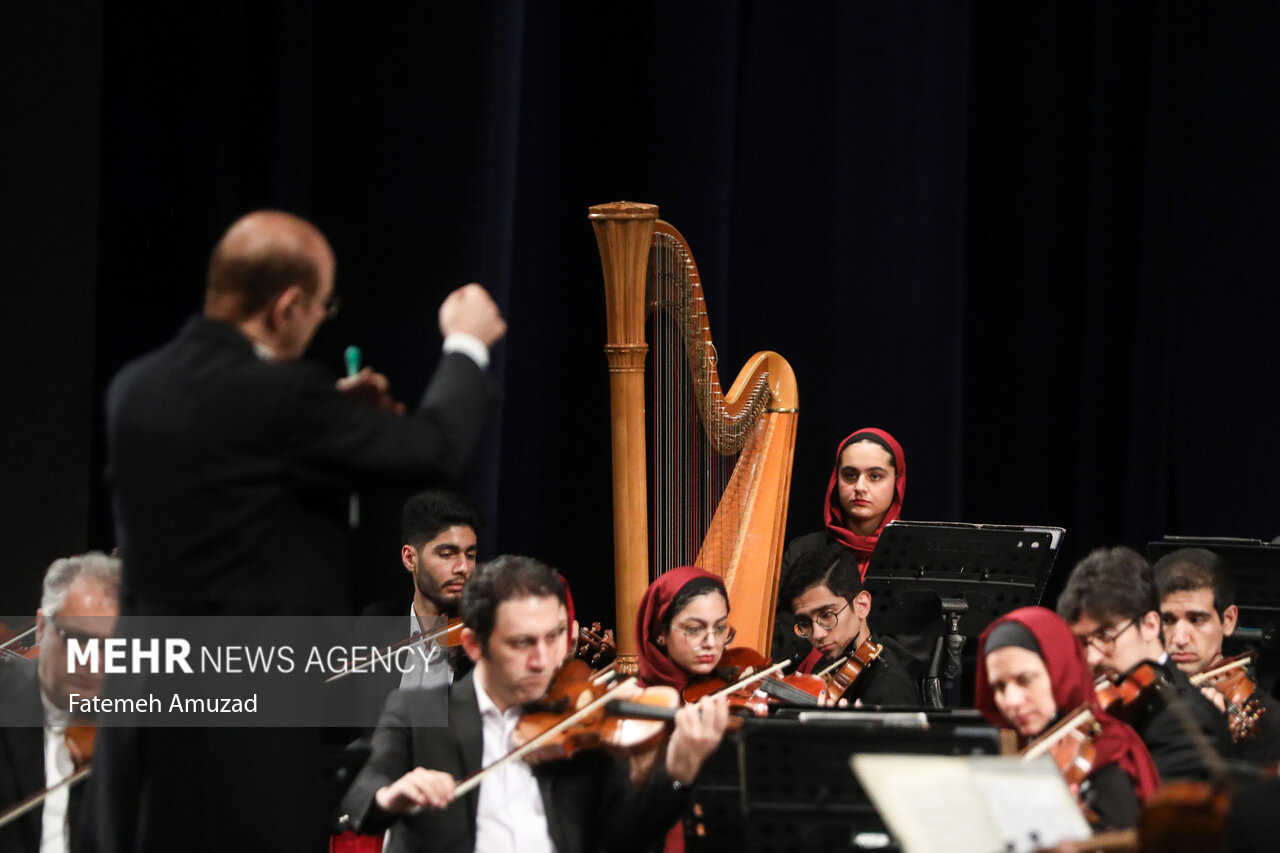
589,201,798,674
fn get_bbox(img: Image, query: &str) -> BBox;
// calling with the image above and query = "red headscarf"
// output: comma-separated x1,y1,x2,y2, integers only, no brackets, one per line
975,607,1161,802
823,428,906,579
634,566,727,693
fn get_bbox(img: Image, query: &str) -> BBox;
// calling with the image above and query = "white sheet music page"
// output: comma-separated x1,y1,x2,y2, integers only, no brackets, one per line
851,754,1091,853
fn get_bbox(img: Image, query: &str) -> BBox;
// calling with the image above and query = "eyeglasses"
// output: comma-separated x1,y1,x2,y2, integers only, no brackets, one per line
1079,619,1135,654
674,623,736,644
793,600,852,638
50,618,111,648
322,292,342,320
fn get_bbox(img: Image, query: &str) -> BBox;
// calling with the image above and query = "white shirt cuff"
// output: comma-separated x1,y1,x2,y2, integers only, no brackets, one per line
443,333,489,369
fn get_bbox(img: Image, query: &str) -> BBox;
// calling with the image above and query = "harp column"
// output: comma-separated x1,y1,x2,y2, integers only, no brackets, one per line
589,201,658,676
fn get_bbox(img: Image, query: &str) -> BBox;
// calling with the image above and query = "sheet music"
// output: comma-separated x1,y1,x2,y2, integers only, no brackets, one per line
851,754,1090,853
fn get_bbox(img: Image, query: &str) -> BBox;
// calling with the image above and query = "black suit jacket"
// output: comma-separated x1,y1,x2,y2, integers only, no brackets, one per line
342,672,691,853
105,316,500,616
1127,659,1233,782
84,317,500,852
0,662,85,853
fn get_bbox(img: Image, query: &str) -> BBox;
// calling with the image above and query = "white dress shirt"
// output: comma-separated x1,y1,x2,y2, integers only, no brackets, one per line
40,693,73,853
473,679,554,853
398,608,453,691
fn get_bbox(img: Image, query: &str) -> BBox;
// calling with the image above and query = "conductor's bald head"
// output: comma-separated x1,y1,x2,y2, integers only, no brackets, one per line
205,210,336,361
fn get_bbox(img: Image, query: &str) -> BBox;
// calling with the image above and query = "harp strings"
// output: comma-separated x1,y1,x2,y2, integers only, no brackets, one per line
648,234,773,581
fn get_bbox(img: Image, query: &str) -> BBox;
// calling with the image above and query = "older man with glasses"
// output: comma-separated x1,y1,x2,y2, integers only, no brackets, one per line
1056,545,1231,782
779,544,922,706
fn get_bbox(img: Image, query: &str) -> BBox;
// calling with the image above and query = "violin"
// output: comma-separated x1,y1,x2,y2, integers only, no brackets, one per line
453,659,738,798
1020,705,1103,824
681,647,827,716
1094,662,1158,717
1190,652,1264,742
816,638,883,702
325,617,464,683
574,622,617,669
0,621,38,663
511,659,674,763
0,725,95,829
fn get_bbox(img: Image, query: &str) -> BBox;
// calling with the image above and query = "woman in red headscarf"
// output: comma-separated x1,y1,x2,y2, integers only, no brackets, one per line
774,428,906,660
635,566,737,694
976,606,1161,831
633,566,737,852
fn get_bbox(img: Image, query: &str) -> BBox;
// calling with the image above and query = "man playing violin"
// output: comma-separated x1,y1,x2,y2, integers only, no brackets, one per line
1056,546,1231,782
0,552,120,853
342,555,730,853
1153,547,1280,763
781,545,921,706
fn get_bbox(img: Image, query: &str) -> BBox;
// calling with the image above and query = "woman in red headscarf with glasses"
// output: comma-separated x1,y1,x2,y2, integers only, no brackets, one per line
774,428,906,661
976,606,1161,831
633,566,737,852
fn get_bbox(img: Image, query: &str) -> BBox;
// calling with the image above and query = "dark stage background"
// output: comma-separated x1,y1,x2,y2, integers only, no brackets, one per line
4,2,1278,627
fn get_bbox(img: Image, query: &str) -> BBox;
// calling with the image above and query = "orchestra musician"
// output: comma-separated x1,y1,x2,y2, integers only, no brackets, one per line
773,428,906,661
976,607,1161,831
1056,546,1232,782
0,552,120,853
341,555,729,853
633,566,742,851
781,544,922,705
87,210,505,852
1153,547,1280,762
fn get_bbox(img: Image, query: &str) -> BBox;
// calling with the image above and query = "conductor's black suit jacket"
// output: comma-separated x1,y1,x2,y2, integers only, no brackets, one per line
342,672,691,853
82,316,500,852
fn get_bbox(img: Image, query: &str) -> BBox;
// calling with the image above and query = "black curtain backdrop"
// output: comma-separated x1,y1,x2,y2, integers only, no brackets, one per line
5,2,1277,625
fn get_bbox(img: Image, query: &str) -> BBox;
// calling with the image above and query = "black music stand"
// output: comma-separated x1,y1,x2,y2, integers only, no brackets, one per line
688,712,1000,853
863,521,1064,708
1147,536,1280,680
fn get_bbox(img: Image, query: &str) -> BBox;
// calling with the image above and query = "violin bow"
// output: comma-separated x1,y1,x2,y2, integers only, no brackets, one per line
707,659,791,701
815,653,850,679
1188,652,1255,686
324,621,456,683
1019,706,1097,761
451,677,639,798
0,765,92,829
0,625,36,652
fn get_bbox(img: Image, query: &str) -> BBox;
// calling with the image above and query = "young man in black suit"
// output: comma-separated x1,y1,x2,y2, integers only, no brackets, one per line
0,552,119,853
781,545,922,706
86,211,506,852
343,555,730,853
1057,546,1232,782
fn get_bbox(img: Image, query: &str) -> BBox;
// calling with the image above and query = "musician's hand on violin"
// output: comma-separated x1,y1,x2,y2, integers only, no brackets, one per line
336,367,406,415
374,768,456,814
816,691,849,709
1200,685,1227,713
665,695,730,785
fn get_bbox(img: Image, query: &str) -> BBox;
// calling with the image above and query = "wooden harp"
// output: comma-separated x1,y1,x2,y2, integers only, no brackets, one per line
589,201,798,673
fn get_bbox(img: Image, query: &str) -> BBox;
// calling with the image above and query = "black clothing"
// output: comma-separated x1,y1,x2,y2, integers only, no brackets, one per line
105,317,499,617
342,672,690,853
1079,762,1140,831
1124,660,1232,782
817,635,924,706
0,662,86,853
84,316,500,852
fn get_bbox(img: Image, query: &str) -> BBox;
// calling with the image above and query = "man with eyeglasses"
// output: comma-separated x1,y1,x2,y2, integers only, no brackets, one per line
780,545,921,706
0,552,120,853
89,211,506,852
1056,546,1230,782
